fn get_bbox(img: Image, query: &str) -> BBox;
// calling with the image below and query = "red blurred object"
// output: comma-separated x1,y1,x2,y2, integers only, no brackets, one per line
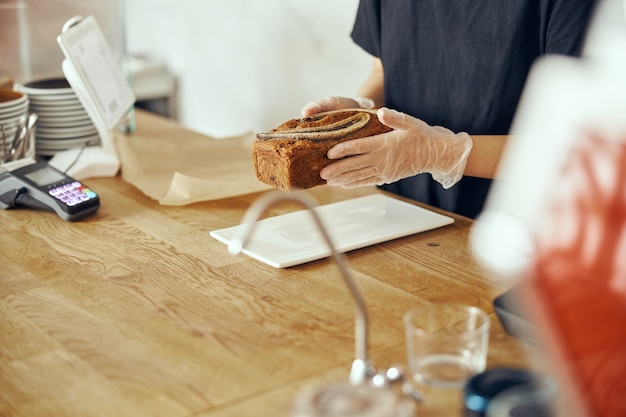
527,131,626,417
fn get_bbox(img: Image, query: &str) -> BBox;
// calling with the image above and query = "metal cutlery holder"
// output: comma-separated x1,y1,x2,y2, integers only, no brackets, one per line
0,112,37,164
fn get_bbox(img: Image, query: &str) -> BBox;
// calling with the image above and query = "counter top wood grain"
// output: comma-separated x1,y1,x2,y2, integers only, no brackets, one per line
0,111,540,417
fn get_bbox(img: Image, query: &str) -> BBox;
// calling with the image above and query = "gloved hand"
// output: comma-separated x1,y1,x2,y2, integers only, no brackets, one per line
301,96,375,117
320,107,473,189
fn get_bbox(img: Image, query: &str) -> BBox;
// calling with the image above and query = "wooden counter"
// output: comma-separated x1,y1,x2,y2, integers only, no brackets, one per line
0,111,539,417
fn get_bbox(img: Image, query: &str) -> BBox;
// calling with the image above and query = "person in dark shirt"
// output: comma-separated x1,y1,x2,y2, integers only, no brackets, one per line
302,0,596,218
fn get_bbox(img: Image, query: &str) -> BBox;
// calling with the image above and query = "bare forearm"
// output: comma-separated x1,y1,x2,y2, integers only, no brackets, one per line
357,58,385,107
464,135,508,179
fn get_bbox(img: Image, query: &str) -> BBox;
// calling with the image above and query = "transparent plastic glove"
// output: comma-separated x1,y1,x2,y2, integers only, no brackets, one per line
301,96,375,117
320,107,473,189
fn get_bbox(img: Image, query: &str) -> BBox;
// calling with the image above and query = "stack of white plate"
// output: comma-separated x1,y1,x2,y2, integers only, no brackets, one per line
19,78,100,156
0,90,29,159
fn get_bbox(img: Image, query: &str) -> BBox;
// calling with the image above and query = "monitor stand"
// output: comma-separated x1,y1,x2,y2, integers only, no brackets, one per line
48,144,119,180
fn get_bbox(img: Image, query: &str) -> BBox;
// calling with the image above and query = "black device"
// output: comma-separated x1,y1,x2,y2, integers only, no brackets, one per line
464,368,556,417
0,160,100,221
493,284,539,346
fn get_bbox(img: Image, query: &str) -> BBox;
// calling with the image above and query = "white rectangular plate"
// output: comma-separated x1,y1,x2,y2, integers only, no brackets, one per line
210,194,454,268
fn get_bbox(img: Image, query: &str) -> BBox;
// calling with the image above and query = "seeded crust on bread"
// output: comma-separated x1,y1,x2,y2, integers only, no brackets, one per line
253,109,392,191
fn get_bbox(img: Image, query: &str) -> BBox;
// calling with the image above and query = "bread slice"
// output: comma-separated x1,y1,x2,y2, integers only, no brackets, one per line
253,109,392,191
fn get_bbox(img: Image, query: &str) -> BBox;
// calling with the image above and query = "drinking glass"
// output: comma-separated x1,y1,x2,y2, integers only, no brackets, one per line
405,300,490,388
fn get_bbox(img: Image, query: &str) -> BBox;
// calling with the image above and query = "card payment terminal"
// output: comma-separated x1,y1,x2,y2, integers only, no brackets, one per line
0,160,100,221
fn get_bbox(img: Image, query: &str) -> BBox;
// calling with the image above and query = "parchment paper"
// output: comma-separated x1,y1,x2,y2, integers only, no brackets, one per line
114,122,271,206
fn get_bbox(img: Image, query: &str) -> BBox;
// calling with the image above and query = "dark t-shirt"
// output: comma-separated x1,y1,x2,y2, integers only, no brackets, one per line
351,0,595,218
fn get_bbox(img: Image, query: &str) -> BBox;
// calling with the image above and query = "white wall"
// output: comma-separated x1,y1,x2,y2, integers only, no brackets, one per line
124,0,371,137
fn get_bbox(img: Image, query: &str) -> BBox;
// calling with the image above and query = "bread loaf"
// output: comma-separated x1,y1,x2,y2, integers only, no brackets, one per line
253,109,392,191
